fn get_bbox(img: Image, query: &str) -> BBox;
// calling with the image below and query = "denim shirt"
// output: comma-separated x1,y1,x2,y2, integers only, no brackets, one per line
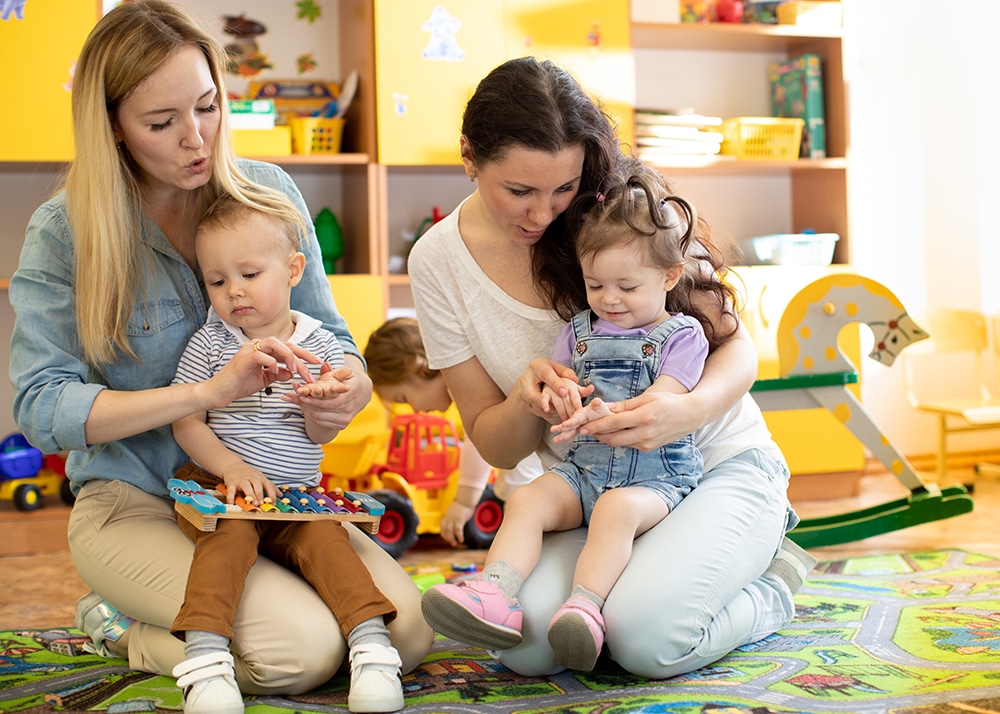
8,159,358,497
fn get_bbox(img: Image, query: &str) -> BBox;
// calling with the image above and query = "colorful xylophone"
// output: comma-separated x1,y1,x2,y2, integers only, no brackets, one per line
168,478,383,533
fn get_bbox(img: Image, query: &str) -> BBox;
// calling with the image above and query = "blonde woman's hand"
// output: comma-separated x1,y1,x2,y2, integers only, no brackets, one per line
579,391,696,451
210,337,319,409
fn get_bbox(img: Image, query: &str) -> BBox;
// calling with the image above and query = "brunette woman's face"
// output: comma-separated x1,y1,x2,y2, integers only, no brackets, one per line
467,142,585,246
115,45,220,194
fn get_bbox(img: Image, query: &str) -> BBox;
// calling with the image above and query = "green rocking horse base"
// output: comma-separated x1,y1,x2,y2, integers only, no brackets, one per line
753,368,974,549
786,482,974,549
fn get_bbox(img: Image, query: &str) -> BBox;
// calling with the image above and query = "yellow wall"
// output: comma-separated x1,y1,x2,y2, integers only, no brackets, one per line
374,0,633,165
0,1,98,161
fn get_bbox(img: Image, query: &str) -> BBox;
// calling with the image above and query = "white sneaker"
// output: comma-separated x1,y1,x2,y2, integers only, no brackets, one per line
74,592,134,658
348,643,404,713
172,651,244,714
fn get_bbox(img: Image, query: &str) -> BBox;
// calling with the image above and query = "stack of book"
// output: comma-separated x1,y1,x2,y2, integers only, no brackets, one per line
228,99,278,130
768,54,826,158
634,111,726,163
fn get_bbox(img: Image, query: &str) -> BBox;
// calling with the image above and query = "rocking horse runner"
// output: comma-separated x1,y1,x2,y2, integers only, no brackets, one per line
751,274,974,547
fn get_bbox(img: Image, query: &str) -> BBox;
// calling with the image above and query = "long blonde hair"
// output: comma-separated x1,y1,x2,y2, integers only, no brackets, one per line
67,0,301,365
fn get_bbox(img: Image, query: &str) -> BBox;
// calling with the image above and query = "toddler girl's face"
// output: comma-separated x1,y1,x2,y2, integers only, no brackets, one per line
581,243,678,330
377,373,452,413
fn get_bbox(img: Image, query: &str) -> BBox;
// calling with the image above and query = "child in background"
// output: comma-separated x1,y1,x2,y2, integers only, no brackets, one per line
170,196,403,714
421,166,713,672
365,317,543,546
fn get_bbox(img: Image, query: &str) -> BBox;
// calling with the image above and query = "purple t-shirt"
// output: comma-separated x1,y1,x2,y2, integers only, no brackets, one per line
553,313,708,391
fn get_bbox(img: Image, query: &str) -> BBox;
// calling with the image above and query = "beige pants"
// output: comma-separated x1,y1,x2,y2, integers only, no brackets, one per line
68,479,434,695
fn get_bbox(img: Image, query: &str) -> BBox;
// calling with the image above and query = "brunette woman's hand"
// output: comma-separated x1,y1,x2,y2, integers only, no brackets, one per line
516,358,593,421
577,391,703,452
551,397,613,443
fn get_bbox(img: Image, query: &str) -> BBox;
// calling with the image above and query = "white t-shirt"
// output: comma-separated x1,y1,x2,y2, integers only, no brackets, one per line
408,196,784,474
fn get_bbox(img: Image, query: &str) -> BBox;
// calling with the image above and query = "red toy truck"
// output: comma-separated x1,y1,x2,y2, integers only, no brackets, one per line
323,413,504,558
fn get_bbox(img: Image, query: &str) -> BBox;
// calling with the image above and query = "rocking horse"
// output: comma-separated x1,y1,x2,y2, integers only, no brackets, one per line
750,274,974,547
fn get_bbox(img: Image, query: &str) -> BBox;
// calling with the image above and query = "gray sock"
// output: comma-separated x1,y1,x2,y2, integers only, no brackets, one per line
183,630,230,660
570,584,605,611
481,560,524,601
765,537,818,594
348,616,392,650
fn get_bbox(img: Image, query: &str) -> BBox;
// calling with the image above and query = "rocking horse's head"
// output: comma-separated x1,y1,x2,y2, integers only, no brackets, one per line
777,274,929,377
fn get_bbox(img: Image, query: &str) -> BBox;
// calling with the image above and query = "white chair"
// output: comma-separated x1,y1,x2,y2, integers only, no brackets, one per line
901,308,1000,482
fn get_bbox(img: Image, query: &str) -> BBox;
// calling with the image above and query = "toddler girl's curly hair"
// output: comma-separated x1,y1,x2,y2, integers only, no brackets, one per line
569,164,740,351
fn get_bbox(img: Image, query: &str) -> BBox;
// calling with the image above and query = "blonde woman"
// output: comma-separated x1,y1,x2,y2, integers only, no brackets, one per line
8,2,431,712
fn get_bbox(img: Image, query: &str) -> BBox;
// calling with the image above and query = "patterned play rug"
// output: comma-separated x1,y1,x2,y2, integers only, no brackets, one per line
4,549,1000,713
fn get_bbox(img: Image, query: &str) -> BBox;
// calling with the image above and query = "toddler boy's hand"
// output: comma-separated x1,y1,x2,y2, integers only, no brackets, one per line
218,462,277,506
294,363,351,399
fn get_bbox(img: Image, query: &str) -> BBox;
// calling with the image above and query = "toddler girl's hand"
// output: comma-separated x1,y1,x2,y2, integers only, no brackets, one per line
551,397,613,443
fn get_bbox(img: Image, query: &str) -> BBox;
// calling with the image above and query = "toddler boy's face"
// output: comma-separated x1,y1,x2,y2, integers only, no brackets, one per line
197,211,304,340
376,373,452,413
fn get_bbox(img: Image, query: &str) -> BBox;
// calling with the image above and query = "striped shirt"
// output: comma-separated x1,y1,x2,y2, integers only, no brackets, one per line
172,310,345,486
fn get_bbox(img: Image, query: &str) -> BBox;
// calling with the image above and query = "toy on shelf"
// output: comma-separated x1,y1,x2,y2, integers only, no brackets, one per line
750,274,974,547
168,478,382,534
313,207,344,274
0,433,73,511
322,412,504,558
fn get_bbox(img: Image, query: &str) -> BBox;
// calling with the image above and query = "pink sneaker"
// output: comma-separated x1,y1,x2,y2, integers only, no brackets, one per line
421,580,523,650
547,597,606,671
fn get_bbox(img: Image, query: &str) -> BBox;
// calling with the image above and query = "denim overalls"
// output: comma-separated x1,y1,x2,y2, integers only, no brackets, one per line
549,310,704,523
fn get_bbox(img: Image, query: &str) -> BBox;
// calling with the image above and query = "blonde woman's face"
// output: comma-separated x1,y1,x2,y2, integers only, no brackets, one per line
115,45,220,195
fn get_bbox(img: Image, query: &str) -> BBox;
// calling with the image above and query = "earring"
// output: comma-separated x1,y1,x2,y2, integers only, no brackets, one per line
469,172,477,182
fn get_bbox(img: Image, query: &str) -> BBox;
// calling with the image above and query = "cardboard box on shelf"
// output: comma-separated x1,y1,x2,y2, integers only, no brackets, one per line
776,1,842,29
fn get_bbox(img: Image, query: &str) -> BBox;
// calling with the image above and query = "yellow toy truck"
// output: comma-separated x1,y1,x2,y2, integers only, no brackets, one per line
0,433,73,511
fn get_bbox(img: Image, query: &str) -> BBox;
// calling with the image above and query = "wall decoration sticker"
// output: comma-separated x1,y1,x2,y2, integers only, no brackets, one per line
421,6,464,62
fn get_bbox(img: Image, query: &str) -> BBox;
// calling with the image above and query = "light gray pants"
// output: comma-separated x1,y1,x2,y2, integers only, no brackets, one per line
497,449,796,679
68,479,434,695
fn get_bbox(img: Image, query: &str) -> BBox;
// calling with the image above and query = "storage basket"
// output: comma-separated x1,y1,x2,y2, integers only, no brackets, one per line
743,233,839,266
720,117,804,161
289,117,344,155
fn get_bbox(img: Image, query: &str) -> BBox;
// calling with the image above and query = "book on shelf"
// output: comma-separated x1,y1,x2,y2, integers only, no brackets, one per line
768,53,826,158
228,99,277,130
636,110,724,129
636,135,722,155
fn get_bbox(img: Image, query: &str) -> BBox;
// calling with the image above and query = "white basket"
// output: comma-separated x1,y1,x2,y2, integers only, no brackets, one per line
744,233,839,266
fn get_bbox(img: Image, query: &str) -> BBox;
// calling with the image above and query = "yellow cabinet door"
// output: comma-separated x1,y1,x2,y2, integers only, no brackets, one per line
732,265,866,480
374,0,633,165
374,1,506,165
504,0,633,151
0,1,98,161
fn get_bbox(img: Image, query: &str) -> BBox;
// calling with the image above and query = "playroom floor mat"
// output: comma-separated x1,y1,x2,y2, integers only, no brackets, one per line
5,549,1000,713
